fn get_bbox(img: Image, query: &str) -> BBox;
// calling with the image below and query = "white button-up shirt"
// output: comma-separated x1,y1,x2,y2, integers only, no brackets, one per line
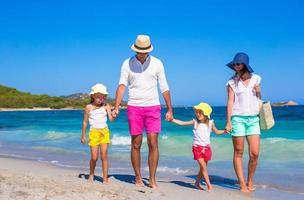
227,73,262,116
119,55,169,106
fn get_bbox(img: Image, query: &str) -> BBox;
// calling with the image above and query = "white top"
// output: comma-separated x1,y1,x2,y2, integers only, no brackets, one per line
88,105,108,129
193,119,213,146
119,55,169,106
226,73,262,116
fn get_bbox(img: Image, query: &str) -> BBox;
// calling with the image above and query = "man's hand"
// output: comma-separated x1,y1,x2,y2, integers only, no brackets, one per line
165,110,173,121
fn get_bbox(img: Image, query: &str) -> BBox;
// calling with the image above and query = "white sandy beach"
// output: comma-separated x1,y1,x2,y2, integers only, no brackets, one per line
0,156,259,200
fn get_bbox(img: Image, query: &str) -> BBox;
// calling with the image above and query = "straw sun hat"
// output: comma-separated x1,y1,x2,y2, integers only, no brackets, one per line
131,35,154,53
89,83,108,95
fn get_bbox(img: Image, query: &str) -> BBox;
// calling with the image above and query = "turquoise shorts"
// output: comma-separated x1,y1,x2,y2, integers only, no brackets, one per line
231,116,261,137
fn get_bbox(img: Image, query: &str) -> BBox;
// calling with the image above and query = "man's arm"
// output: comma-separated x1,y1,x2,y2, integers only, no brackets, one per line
162,90,173,121
113,84,126,117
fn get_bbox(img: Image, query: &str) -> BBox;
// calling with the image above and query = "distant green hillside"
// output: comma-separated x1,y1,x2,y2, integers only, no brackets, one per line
0,85,88,109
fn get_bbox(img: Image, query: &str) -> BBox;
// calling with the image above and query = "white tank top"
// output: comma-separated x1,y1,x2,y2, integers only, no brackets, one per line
88,105,108,129
226,73,261,116
193,119,213,146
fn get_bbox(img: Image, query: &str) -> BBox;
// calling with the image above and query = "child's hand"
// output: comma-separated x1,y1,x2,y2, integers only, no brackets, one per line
81,136,86,144
111,109,119,119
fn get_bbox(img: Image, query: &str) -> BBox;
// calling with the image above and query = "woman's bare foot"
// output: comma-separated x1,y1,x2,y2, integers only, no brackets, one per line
194,181,203,190
240,184,250,193
247,182,256,191
206,184,213,192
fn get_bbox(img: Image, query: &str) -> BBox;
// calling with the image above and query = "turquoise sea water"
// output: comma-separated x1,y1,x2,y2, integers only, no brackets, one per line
0,106,304,199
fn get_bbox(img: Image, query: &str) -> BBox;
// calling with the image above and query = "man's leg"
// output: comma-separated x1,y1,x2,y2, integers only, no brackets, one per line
131,135,144,186
147,133,159,189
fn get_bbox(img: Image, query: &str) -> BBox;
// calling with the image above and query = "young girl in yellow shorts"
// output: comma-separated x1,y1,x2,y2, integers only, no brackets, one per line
81,83,114,183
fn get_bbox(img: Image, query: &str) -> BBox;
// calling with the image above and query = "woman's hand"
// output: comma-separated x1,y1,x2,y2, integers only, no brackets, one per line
225,122,232,133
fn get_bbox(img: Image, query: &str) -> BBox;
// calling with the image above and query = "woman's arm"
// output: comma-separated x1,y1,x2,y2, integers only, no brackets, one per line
225,85,234,132
171,118,194,126
81,105,91,144
212,121,227,135
106,104,114,121
254,84,262,99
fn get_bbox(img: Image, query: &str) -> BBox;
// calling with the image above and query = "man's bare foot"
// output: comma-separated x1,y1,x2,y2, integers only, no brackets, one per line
88,175,94,183
206,184,213,192
194,181,203,190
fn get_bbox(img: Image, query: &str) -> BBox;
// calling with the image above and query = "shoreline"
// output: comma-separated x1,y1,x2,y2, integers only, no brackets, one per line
0,107,82,112
0,155,259,200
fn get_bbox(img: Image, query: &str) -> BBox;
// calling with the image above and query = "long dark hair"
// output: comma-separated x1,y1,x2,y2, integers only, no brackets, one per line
234,64,251,84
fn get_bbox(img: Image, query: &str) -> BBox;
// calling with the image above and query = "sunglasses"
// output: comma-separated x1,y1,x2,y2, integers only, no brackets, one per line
232,63,242,67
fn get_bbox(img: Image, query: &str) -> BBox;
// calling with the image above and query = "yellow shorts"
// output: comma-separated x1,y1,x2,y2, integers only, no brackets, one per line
88,127,110,146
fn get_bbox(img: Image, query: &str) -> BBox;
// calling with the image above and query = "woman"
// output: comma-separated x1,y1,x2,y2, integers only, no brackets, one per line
225,52,262,192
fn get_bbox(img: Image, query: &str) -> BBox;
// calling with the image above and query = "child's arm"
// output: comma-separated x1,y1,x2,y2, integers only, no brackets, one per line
212,121,227,135
81,105,90,144
105,104,114,121
171,118,194,126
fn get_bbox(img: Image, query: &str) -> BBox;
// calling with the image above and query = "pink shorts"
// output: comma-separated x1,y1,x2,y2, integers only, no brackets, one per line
127,105,161,136
192,145,212,161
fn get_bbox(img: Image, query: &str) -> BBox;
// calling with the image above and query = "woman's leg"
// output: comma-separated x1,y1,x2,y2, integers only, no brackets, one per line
196,159,212,192
100,143,109,183
232,136,249,192
246,135,260,191
89,146,99,181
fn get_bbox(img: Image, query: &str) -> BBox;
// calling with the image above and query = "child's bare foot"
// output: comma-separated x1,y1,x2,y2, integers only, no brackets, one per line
88,175,94,183
135,177,144,187
206,184,213,192
149,182,158,189
194,181,203,190
103,178,109,184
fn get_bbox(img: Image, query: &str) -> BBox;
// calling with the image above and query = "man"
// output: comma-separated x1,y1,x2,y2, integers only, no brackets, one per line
113,35,173,188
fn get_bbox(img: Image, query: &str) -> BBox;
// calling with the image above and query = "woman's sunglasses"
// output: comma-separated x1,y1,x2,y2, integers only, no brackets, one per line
232,63,242,67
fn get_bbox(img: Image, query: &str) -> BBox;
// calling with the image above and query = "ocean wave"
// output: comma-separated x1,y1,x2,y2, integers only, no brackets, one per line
43,131,71,140
111,135,148,146
264,137,287,144
144,166,190,175
111,135,131,146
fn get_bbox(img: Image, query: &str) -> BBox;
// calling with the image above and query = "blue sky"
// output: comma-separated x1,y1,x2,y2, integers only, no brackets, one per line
0,0,303,106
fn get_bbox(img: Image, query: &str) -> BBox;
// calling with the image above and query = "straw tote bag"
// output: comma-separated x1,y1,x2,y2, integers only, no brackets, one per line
259,101,275,130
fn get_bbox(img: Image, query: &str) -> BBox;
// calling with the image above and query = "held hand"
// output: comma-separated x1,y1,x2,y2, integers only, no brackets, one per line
111,109,119,119
81,136,86,144
165,111,173,121
225,122,232,133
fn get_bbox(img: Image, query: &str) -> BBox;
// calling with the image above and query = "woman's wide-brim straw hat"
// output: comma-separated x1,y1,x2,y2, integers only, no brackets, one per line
89,83,108,95
226,52,254,73
131,35,154,53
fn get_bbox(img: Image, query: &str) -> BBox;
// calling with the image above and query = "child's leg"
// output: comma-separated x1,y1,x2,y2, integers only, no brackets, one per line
197,158,212,192
89,146,99,181
100,144,109,183
194,166,203,190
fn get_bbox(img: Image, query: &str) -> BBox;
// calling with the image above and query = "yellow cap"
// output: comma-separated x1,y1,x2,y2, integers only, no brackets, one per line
193,102,212,119
89,83,108,95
